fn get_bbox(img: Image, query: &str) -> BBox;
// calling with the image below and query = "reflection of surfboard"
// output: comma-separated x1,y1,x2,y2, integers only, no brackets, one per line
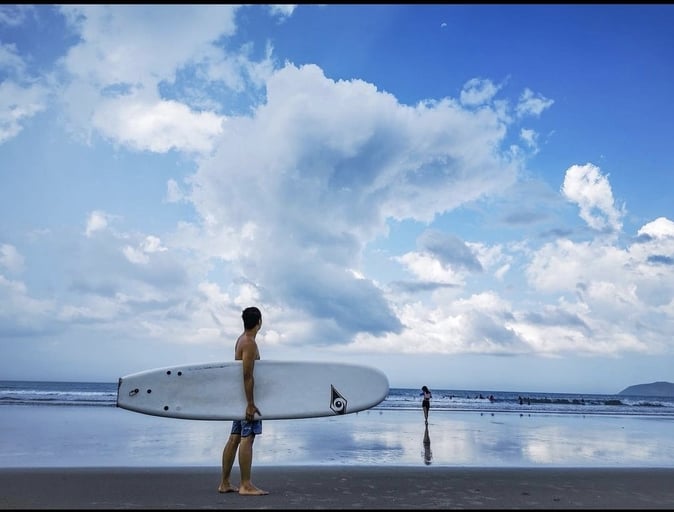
117,360,389,420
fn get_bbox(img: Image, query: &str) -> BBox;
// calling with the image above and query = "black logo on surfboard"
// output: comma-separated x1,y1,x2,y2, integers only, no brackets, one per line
330,385,347,414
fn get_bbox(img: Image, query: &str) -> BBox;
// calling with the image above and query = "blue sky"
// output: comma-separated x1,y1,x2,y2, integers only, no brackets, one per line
1,4,673,394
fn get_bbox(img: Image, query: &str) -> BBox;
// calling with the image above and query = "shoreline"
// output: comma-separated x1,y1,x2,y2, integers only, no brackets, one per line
2,465,674,509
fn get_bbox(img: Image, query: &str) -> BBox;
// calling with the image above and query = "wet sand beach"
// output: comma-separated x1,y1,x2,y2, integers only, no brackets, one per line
3,404,674,509
2,465,674,509
4,406,674,468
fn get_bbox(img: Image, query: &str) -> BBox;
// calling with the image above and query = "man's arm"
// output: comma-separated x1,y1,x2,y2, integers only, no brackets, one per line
241,341,261,420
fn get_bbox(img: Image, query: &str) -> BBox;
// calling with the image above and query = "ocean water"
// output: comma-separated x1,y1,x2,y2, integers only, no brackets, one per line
2,380,673,417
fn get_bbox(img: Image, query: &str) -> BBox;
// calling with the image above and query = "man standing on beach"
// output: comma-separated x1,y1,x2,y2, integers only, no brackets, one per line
218,306,268,496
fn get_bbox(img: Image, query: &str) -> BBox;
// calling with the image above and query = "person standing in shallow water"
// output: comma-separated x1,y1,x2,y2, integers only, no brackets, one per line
421,385,432,423
218,306,268,496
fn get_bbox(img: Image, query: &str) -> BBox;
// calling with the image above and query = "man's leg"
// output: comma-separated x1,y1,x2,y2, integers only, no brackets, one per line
238,434,268,495
218,431,240,493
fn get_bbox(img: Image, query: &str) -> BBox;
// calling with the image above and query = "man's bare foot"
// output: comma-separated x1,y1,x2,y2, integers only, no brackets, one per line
217,482,238,493
238,483,268,496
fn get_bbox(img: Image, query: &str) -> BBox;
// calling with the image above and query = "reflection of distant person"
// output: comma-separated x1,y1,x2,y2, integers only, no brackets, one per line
420,386,432,423
423,422,433,465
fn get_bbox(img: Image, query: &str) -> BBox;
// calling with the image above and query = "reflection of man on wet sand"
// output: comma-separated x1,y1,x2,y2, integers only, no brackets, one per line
423,423,433,465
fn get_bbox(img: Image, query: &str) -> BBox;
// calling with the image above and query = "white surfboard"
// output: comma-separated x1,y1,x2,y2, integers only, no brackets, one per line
116,360,389,420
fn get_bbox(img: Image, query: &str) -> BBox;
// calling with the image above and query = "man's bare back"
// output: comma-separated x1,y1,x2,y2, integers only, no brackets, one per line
235,333,260,361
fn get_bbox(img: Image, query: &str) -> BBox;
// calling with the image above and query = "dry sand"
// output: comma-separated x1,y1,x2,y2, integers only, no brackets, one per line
2,465,674,509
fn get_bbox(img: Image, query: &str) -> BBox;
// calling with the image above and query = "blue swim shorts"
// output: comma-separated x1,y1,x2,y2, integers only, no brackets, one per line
230,419,262,437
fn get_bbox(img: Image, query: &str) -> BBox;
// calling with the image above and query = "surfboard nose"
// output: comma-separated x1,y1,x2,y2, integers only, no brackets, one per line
116,377,123,408
117,376,142,409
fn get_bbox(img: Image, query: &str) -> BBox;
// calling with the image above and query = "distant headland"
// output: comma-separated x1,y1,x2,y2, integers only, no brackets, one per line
618,381,674,397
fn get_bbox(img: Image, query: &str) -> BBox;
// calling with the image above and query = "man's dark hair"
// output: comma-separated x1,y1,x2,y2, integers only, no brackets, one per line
242,306,262,330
